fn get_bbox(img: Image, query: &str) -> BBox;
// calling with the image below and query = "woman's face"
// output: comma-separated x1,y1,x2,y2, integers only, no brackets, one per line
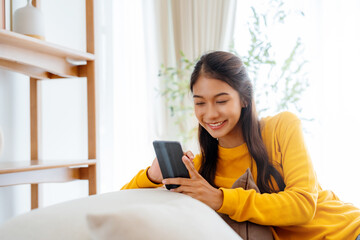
192,75,244,147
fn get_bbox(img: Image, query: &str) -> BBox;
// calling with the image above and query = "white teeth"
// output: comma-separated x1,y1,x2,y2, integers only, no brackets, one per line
209,121,224,127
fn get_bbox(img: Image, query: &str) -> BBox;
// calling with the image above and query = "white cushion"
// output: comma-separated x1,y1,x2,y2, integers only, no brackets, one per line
0,188,241,240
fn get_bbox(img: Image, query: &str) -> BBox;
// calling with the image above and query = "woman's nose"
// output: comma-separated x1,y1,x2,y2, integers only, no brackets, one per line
205,104,220,120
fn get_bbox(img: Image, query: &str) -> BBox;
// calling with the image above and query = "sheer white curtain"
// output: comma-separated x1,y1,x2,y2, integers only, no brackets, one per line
112,0,161,189
169,0,236,61
154,0,236,65
234,0,360,206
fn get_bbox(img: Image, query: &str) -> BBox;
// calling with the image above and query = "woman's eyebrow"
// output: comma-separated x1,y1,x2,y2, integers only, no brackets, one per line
215,92,230,97
193,92,230,98
193,95,203,98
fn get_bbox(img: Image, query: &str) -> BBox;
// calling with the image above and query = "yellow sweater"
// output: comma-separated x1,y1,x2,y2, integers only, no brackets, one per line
121,112,360,239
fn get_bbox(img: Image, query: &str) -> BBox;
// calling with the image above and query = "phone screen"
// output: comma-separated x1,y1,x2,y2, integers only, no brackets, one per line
153,141,190,189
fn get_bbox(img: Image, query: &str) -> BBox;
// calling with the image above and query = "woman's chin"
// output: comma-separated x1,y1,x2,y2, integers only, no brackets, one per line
206,129,225,140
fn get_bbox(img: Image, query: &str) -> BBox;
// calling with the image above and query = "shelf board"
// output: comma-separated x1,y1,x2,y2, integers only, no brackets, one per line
0,29,95,79
0,160,96,187
0,159,96,174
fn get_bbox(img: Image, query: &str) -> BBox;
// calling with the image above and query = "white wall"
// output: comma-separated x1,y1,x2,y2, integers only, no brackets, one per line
0,0,94,224
0,70,31,224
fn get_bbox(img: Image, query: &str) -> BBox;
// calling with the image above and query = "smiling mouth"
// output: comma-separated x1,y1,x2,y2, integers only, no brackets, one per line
207,120,227,130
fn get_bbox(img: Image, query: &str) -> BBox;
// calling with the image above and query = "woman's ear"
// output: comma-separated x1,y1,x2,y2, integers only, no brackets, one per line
240,100,248,108
239,96,247,108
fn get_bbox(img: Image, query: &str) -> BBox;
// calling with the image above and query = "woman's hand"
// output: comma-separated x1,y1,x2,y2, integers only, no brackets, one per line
147,151,195,184
147,157,163,184
162,153,224,211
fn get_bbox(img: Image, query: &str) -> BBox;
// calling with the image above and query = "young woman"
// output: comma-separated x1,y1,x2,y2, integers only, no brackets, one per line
122,51,360,239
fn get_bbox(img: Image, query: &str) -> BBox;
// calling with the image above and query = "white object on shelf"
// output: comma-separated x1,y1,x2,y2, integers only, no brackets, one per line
13,0,45,40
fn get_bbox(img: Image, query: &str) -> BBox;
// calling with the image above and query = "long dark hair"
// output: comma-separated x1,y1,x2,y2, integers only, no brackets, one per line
190,51,285,193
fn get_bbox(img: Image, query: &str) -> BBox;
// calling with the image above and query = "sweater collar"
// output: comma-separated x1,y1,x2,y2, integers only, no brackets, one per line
218,143,249,161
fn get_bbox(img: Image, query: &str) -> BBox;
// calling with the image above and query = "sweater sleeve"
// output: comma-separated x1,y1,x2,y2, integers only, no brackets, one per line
121,166,163,190
217,112,318,226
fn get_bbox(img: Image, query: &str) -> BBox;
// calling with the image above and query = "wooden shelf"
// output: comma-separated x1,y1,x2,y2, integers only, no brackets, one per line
0,29,95,79
0,0,97,209
0,160,96,187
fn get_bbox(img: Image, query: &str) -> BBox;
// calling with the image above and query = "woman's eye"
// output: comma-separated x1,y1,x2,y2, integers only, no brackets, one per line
195,102,205,106
216,100,228,104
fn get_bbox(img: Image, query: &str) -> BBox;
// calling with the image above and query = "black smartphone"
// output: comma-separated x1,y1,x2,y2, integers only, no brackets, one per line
152,140,190,190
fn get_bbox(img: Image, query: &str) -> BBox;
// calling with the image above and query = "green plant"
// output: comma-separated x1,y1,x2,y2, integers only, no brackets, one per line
232,0,308,116
159,0,309,143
